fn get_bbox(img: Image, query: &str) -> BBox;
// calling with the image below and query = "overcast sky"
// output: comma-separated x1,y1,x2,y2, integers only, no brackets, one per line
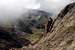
0,0,74,24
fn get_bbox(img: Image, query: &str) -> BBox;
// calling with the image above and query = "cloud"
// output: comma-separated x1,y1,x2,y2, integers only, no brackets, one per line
39,0,74,16
0,0,40,24
0,0,74,24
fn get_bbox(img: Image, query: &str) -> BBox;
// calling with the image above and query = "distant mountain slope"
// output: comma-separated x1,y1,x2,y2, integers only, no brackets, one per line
0,9,51,34
15,9,51,34
0,9,52,50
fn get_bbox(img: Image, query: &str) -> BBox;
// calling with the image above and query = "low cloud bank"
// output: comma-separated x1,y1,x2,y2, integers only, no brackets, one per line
0,0,74,24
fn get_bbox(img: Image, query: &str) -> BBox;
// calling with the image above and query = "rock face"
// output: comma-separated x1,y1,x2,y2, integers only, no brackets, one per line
34,2,75,50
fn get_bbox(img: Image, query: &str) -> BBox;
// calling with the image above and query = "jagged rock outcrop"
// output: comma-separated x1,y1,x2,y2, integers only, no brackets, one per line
34,2,75,50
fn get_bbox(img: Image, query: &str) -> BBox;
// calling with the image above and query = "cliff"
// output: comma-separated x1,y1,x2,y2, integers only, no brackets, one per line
34,2,75,50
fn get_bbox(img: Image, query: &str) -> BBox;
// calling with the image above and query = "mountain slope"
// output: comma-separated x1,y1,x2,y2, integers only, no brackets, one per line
14,9,51,34
0,10,52,50
33,2,75,50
